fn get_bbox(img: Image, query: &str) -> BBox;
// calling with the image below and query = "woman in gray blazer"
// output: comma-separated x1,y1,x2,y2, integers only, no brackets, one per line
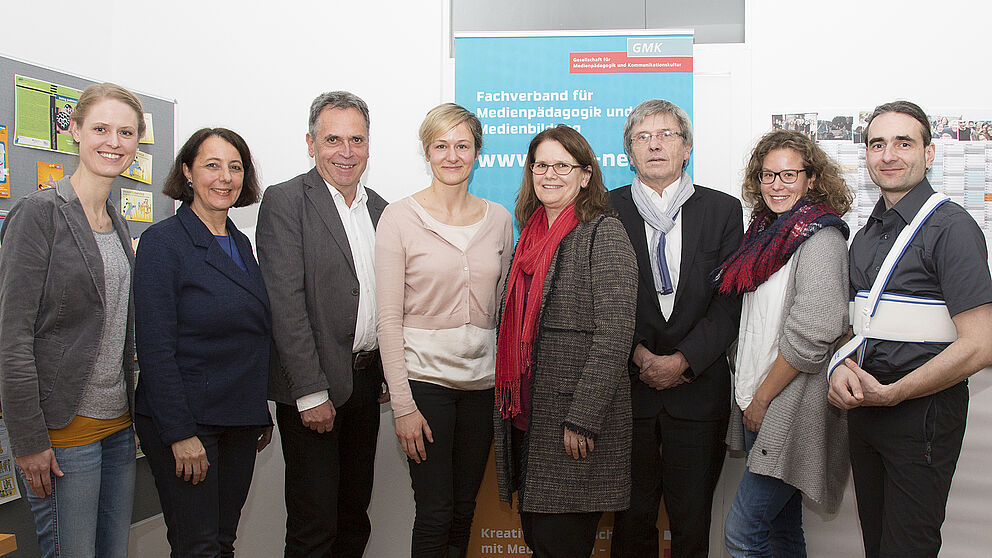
713,129,852,557
494,125,637,558
0,83,144,558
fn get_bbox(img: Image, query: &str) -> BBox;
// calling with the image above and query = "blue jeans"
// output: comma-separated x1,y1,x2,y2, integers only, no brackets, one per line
724,423,806,558
19,426,136,558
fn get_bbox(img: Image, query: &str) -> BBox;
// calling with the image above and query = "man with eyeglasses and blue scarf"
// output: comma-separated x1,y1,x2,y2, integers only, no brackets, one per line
610,99,744,558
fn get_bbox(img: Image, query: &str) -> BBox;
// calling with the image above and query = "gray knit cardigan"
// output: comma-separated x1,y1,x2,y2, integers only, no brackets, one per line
727,226,851,513
495,215,637,513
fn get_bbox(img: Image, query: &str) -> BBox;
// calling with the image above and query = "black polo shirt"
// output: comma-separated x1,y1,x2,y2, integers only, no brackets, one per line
849,179,992,382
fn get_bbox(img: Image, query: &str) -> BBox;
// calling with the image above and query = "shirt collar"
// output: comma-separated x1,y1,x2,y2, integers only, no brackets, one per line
868,177,934,226
324,179,367,208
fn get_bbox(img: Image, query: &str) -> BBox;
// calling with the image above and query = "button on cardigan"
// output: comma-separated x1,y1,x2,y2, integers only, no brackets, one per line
375,197,513,417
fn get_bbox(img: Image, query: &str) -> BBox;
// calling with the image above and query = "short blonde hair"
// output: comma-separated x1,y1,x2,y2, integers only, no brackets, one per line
70,83,145,139
418,103,482,153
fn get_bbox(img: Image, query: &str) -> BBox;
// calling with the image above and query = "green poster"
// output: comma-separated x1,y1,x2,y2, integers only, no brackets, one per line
13,75,81,155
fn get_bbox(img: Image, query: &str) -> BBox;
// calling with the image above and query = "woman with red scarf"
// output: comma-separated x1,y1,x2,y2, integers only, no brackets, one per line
713,129,852,557
493,125,637,557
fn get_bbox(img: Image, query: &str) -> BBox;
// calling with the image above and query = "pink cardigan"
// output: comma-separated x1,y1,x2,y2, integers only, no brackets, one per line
375,197,513,417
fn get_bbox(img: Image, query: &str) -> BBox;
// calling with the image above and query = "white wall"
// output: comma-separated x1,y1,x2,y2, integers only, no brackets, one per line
4,1,442,556
5,1,992,557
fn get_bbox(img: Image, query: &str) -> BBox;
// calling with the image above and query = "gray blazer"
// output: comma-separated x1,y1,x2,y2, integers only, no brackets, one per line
256,167,388,407
727,227,850,513
495,215,637,513
0,177,136,457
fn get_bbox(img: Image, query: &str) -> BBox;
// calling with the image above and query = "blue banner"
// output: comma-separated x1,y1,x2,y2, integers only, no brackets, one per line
455,31,694,220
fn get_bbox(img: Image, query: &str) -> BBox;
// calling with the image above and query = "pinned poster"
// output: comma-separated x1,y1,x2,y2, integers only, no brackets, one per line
455,30,693,217
0,413,21,505
0,124,8,198
14,75,81,155
37,162,63,189
140,112,155,144
122,150,152,184
121,187,153,222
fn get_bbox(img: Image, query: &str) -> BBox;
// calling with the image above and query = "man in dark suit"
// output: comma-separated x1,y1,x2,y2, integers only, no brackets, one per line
256,91,389,558
610,99,743,558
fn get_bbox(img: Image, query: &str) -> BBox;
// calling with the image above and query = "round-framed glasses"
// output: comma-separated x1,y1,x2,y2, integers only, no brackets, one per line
758,169,809,184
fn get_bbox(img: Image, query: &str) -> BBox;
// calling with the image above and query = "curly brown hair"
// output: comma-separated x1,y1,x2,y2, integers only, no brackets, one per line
514,125,612,227
741,129,852,217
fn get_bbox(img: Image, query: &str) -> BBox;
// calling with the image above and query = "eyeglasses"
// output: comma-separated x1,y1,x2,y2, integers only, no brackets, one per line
632,130,685,145
758,169,809,184
531,162,585,176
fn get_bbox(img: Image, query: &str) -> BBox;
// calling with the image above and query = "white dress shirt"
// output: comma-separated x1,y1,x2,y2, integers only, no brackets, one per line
296,180,378,412
637,176,682,320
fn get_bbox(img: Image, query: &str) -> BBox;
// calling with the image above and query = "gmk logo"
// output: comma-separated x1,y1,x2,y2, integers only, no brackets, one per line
627,38,667,56
631,41,665,54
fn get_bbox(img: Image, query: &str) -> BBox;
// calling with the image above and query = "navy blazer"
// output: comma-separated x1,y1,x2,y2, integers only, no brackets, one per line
134,203,272,446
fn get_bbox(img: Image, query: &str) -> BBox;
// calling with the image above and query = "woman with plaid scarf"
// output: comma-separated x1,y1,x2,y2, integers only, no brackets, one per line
713,129,853,557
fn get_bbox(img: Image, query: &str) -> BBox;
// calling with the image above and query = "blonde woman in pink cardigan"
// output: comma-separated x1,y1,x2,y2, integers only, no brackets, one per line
375,103,513,557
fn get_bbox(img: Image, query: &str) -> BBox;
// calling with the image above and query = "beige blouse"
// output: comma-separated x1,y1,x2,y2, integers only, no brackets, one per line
375,196,513,417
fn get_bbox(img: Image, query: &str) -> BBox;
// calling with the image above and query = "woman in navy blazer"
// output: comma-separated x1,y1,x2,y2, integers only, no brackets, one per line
134,128,272,557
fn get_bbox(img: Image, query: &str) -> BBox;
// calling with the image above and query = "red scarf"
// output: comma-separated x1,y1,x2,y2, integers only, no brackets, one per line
495,204,579,419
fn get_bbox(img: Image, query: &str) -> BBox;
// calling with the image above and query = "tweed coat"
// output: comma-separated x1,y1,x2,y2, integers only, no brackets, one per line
495,214,637,513
727,227,850,513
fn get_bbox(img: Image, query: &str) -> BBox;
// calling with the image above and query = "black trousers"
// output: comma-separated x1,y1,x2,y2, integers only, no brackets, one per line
407,381,494,558
275,364,381,558
611,409,727,558
135,415,260,558
520,510,603,558
848,381,968,558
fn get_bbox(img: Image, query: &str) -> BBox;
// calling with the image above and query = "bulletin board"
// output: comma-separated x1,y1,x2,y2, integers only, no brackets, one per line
0,53,176,557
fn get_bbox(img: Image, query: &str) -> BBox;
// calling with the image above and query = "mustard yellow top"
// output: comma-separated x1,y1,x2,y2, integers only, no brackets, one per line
48,413,132,448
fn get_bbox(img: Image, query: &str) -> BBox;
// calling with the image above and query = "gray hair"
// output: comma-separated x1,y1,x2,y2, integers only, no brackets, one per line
623,99,693,169
308,91,370,138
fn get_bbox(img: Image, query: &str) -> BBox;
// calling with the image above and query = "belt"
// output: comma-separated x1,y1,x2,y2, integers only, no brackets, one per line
352,350,378,371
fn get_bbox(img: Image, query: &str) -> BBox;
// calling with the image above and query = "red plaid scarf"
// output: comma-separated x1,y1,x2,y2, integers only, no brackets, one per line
495,204,579,419
713,200,848,295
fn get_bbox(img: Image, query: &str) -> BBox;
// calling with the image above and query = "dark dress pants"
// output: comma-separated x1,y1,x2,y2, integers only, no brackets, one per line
611,408,728,558
848,381,968,558
276,364,381,558
135,414,260,558
520,510,603,558
407,381,494,557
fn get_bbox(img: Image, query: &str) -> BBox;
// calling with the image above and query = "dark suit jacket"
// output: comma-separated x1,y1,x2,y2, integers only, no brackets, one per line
257,167,388,407
134,203,272,446
610,184,743,421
